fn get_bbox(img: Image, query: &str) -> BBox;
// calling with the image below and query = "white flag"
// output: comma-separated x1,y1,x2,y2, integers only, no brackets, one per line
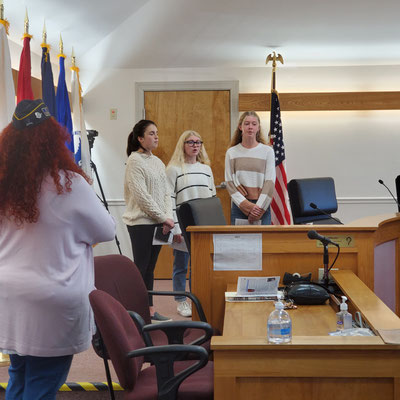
71,67,92,179
0,23,15,131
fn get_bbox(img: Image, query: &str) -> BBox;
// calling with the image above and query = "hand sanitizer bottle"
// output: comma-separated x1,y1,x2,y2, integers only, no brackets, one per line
267,294,292,344
336,296,352,331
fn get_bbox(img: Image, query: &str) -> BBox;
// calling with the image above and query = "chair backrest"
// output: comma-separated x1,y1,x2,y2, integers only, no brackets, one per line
94,254,152,325
89,289,145,391
288,177,340,224
177,197,226,252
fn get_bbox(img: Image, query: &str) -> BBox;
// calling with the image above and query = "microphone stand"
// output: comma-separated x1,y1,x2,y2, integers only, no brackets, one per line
88,131,122,255
322,243,329,286
309,203,343,224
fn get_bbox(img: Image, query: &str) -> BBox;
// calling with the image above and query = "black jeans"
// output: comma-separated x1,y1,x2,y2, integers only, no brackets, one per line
127,224,162,307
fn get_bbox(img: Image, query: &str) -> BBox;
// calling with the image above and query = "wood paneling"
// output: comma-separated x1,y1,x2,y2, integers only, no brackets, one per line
239,91,400,111
212,271,400,400
189,214,400,332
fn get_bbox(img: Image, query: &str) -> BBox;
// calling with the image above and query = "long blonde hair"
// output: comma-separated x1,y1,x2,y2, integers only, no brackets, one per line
230,111,268,147
168,130,211,169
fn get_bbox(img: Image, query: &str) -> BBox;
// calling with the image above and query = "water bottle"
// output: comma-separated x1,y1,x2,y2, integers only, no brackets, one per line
267,294,292,344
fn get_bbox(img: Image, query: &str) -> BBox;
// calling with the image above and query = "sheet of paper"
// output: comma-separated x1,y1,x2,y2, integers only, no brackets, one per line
170,239,188,252
236,276,280,295
213,233,262,271
234,218,262,226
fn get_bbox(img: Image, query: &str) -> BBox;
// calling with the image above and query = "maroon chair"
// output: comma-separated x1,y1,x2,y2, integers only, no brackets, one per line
93,254,216,399
89,289,214,400
94,255,212,348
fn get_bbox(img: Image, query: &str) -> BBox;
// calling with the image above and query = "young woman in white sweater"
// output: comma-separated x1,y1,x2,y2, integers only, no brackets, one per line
166,130,216,317
123,120,175,322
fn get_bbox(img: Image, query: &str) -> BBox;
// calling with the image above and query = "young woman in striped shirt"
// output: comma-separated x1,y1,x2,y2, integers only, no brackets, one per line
166,130,216,317
225,111,276,225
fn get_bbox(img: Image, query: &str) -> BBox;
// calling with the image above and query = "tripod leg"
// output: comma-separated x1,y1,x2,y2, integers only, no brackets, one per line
91,161,122,255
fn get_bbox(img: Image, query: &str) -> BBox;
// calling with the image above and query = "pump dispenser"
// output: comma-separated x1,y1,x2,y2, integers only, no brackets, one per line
267,293,292,344
336,296,352,330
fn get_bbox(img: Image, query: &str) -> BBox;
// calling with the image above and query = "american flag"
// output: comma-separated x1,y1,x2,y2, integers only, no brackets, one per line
270,91,291,225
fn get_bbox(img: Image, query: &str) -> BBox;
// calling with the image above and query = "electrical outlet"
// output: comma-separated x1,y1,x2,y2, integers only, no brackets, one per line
318,268,339,281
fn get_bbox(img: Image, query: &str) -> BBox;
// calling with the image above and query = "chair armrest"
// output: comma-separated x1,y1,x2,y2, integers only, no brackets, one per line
142,320,213,347
148,290,207,322
127,344,209,398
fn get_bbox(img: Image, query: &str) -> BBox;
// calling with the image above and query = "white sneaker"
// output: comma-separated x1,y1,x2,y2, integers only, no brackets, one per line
177,300,192,317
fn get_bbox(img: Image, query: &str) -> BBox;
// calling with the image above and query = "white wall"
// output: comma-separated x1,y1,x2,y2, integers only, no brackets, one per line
75,64,400,257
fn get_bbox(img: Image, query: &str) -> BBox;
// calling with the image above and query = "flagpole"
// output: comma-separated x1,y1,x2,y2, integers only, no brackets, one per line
265,52,292,225
266,52,284,93
266,52,283,141
0,0,11,353
0,0,11,364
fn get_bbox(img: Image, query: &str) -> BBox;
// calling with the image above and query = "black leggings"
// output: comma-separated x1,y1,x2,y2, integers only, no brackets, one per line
127,224,162,307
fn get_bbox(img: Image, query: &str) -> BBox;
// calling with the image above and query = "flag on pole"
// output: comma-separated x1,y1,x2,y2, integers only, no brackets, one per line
56,53,74,154
16,34,33,103
270,90,291,225
41,44,57,117
0,19,15,130
71,64,92,178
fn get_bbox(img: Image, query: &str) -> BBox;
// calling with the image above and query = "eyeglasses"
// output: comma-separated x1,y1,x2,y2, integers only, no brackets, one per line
184,140,203,147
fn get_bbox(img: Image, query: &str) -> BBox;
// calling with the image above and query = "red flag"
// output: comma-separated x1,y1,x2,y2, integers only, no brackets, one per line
17,35,34,103
270,90,291,225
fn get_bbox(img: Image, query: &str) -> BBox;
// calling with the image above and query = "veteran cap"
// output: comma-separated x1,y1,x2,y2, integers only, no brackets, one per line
12,99,51,130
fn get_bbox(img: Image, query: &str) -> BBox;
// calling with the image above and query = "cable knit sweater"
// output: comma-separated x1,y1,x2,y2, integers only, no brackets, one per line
123,152,173,226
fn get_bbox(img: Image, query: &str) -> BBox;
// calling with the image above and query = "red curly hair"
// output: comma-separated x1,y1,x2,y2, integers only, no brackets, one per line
0,117,91,225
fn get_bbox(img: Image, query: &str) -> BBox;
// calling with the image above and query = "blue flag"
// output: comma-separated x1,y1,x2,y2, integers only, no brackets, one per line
56,55,74,154
41,45,57,118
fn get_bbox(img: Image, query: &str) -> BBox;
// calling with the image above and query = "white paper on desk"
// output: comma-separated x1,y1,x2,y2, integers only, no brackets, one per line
213,233,262,271
237,276,280,295
234,218,261,226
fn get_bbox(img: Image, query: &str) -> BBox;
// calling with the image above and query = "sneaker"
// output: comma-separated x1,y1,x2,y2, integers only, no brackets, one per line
177,301,192,317
151,312,172,324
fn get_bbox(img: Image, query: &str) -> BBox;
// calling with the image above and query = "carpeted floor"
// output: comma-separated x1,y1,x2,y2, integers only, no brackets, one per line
0,279,190,399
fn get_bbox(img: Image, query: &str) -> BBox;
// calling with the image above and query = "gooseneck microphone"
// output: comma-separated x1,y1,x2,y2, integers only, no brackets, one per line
307,230,339,247
378,179,400,211
309,203,343,225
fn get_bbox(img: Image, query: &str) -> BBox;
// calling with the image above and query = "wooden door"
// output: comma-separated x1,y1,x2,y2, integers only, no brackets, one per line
144,90,231,278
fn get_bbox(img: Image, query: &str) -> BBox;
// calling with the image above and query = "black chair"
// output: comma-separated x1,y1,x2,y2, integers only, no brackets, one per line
176,197,226,253
288,177,342,225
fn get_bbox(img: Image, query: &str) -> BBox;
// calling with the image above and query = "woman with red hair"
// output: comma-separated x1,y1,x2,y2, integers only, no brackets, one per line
0,99,115,400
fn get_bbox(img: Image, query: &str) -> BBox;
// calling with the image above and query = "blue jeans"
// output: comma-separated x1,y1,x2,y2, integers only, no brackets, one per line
230,201,271,225
6,354,73,400
172,249,190,302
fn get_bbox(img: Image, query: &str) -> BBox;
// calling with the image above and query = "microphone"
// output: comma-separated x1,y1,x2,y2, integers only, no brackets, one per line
396,176,400,212
378,179,400,211
309,202,343,225
307,230,339,247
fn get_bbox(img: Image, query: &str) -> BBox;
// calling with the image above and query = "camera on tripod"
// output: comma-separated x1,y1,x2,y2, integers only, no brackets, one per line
87,130,98,152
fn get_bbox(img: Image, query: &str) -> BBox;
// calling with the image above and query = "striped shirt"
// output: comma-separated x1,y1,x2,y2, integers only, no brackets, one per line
225,143,276,215
166,162,216,234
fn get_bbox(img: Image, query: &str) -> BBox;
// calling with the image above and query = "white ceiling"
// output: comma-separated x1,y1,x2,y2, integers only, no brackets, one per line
4,0,400,69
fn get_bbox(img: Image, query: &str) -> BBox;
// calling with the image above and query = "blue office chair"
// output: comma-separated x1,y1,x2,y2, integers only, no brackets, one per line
288,177,342,225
